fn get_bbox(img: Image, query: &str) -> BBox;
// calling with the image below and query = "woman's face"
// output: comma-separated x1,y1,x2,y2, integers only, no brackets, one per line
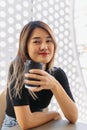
27,27,54,64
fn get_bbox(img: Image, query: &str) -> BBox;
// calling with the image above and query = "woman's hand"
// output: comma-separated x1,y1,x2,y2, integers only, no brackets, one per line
24,69,58,92
53,112,62,120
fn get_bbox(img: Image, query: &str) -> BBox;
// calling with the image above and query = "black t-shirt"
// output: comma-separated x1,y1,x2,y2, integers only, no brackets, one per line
6,67,74,118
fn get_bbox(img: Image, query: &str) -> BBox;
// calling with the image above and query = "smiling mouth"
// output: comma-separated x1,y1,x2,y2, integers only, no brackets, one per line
39,53,49,56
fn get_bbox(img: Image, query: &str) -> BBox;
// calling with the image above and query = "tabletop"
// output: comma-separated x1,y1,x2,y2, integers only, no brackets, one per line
31,119,87,130
3,119,87,130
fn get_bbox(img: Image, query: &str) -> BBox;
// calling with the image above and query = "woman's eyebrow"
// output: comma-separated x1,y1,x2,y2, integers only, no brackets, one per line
46,35,51,38
32,37,40,40
31,35,51,40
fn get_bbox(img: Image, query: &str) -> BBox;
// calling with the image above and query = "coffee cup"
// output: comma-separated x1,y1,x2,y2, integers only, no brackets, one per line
24,60,43,88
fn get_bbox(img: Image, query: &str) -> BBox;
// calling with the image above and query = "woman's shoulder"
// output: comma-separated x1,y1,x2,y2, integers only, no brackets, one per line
51,67,65,75
50,67,67,80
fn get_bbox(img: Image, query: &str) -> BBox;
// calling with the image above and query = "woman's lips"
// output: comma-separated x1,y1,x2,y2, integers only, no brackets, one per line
39,52,49,56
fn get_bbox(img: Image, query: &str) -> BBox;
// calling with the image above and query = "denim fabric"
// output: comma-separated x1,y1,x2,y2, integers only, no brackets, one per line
1,114,18,130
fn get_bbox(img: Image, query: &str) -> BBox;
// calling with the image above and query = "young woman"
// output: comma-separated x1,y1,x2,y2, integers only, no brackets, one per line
1,21,78,130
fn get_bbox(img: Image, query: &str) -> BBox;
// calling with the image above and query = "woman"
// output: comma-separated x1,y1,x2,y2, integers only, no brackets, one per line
1,21,78,130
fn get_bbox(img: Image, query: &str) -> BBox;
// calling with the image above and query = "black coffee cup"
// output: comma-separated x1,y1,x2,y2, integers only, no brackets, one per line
24,60,43,88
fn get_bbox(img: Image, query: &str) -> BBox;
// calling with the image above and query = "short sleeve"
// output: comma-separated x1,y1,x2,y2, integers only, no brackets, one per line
10,86,30,106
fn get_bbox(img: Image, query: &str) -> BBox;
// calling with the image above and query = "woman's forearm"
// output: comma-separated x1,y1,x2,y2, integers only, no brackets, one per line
51,81,78,123
22,111,61,129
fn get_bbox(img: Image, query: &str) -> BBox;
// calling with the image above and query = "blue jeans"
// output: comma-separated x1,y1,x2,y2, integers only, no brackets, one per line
1,114,18,130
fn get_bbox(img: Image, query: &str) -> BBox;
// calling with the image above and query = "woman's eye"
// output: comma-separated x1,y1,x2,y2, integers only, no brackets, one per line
46,39,52,43
33,40,40,44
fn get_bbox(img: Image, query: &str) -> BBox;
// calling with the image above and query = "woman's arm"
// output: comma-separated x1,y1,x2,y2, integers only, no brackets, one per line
14,106,61,130
24,69,78,124
51,80,78,123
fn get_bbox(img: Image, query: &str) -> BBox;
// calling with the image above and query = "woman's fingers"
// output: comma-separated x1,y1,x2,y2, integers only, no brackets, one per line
24,69,57,91
24,78,44,86
24,71,46,87
29,69,46,75
54,113,62,120
24,73,44,81
28,86,44,92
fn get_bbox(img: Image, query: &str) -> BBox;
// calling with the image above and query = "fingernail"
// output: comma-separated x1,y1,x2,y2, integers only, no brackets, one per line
29,70,33,72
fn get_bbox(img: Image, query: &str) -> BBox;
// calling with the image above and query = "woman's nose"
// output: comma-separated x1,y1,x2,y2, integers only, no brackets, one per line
40,42,48,50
